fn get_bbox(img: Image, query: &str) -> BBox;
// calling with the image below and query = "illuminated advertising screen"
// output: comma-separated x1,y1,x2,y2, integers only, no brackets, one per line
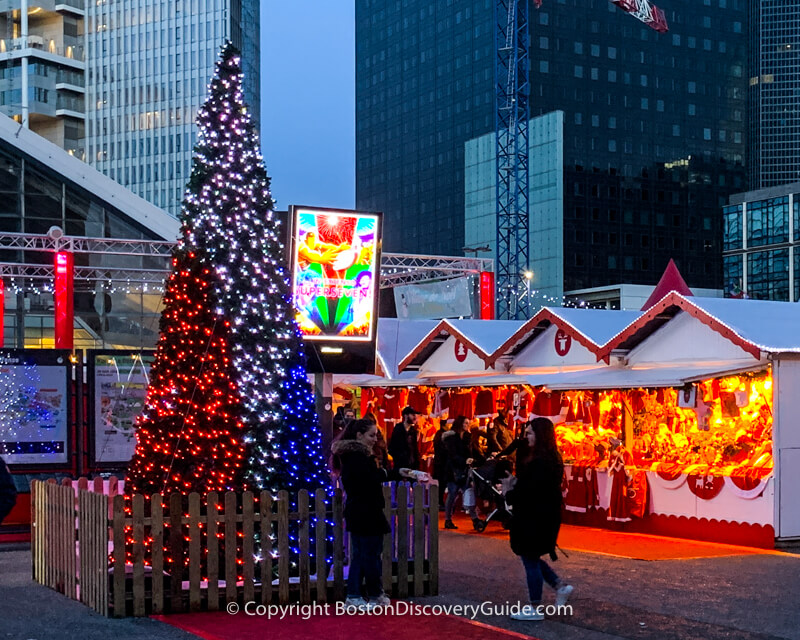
291,207,381,342
0,350,71,466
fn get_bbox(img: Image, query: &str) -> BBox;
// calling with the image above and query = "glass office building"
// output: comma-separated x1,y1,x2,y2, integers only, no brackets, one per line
84,0,260,216
723,183,799,301
0,1,86,158
356,0,747,292
0,111,177,349
747,0,800,189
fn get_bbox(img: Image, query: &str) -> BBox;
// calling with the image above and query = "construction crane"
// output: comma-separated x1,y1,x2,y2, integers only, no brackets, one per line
494,0,668,319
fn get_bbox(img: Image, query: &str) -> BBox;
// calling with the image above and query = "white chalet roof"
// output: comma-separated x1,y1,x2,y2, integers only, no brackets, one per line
546,307,642,347
684,296,800,353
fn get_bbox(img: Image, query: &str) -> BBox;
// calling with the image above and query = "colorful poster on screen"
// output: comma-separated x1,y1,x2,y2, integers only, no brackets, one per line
291,208,380,341
0,352,69,465
92,353,154,464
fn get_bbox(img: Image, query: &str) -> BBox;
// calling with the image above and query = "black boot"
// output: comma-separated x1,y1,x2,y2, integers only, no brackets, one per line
444,519,458,530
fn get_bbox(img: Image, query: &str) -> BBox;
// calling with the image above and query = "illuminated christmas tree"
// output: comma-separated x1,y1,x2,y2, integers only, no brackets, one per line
126,42,328,498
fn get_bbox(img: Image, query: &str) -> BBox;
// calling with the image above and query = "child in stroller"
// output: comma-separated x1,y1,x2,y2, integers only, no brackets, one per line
468,457,513,532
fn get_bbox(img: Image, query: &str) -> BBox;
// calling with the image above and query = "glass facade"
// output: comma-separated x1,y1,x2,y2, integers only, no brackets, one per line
747,248,789,300
0,142,171,350
356,0,747,292
745,196,789,247
723,204,743,251
84,0,260,217
748,0,800,188
722,188,799,301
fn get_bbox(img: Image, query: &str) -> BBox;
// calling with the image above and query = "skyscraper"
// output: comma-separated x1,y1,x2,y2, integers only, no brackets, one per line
84,0,260,216
0,2,86,158
356,0,747,295
747,0,800,189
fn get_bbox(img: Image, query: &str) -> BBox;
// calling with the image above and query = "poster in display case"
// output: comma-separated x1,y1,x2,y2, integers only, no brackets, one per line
89,350,154,466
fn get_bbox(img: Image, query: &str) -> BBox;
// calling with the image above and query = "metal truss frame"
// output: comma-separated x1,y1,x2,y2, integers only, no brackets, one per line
0,233,493,290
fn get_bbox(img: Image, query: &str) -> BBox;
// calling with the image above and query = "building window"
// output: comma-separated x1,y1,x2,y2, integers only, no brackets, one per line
747,249,789,300
746,197,789,247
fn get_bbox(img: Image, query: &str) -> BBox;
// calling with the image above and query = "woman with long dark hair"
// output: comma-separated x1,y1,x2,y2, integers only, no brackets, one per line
331,419,413,609
502,417,574,621
441,415,480,530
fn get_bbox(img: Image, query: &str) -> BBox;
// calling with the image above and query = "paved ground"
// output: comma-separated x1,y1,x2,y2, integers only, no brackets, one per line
0,546,195,640
433,529,800,640
2,531,799,640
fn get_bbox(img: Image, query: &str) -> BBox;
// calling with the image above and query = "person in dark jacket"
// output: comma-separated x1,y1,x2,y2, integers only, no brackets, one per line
332,419,413,609
441,416,480,530
388,406,420,471
0,456,17,525
502,418,574,621
431,420,449,487
486,409,513,457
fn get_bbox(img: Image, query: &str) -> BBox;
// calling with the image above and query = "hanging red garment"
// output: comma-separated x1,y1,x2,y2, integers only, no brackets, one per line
514,389,533,424
532,390,562,418
449,389,475,419
627,470,648,518
382,388,407,425
607,448,633,522
360,387,373,418
475,388,496,418
565,465,599,513
407,387,431,415
433,389,451,418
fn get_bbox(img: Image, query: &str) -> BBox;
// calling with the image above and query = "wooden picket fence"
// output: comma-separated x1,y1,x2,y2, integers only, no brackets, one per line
31,478,439,617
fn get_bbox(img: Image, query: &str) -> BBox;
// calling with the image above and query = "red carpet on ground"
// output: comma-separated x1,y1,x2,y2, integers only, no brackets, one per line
155,609,534,640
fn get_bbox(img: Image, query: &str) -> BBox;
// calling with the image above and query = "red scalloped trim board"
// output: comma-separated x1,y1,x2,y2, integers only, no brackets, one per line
595,292,762,363
562,507,775,548
486,308,604,368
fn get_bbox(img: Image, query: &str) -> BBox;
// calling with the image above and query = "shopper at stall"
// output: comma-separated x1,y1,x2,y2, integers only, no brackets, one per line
0,455,17,526
469,423,488,466
389,406,421,471
373,427,390,470
432,420,450,487
487,409,513,457
332,419,414,609
501,418,573,621
442,416,480,530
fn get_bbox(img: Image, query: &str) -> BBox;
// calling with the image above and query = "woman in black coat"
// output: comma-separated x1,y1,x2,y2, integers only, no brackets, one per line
441,416,480,530
331,419,412,608
502,418,574,621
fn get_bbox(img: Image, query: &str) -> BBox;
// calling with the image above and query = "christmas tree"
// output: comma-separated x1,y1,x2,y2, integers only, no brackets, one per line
126,42,328,499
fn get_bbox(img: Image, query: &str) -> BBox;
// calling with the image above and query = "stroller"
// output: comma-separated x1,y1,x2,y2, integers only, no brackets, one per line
467,457,513,533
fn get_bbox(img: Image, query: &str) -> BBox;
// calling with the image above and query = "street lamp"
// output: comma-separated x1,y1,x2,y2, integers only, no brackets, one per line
524,270,533,316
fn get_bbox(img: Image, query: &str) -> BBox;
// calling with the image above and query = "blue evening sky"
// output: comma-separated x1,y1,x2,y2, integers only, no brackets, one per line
260,2,355,212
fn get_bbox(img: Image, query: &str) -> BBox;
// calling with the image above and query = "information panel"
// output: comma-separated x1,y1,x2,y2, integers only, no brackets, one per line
291,207,381,342
0,350,70,465
90,351,154,465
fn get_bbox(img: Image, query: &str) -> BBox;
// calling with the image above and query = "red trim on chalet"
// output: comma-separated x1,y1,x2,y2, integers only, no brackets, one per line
485,308,605,368
396,320,494,373
595,292,762,363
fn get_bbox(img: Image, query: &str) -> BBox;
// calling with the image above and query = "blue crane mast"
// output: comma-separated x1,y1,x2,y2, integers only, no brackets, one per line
494,0,668,319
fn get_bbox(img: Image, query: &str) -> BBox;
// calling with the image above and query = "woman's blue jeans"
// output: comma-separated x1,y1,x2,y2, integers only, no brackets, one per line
521,556,560,603
347,534,384,598
444,481,477,520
